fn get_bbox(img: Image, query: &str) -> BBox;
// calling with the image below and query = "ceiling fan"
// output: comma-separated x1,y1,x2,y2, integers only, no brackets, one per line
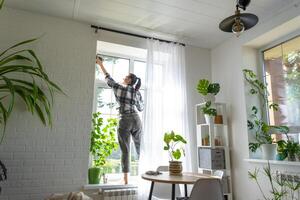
219,0,259,37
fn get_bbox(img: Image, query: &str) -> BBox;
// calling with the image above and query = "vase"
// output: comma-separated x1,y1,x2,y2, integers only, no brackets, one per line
169,161,182,176
204,114,214,125
214,115,223,124
261,144,277,160
88,167,101,184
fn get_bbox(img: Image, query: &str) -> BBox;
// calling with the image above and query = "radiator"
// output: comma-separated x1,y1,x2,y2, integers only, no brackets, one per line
278,172,300,200
102,188,138,200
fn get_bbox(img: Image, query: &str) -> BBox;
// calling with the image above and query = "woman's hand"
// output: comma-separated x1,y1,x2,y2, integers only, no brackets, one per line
96,57,102,65
96,56,108,75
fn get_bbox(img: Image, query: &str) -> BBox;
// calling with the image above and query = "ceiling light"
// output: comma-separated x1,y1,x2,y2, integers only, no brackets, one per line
219,0,258,37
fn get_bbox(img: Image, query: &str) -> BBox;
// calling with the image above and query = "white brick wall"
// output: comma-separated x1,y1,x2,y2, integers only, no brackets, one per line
0,7,96,200
0,5,213,200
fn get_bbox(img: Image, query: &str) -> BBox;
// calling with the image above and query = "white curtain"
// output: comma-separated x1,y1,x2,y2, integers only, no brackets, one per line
138,39,192,199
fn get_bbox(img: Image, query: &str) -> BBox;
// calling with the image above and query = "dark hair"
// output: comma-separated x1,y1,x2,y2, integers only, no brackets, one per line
128,73,141,91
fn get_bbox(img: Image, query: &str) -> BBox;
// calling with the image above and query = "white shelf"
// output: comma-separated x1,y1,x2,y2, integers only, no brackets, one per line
245,158,300,166
196,102,232,200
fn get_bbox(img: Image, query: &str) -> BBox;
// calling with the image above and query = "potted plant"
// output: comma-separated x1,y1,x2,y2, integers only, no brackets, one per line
200,101,217,124
163,130,187,176
243,69,290,160
277,136,300,161
197,79,220,102
0,0,64,192
89,112,118,184
248,106,290,160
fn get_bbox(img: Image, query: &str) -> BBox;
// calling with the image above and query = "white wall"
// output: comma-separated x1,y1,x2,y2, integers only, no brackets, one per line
0,7,96,200
185,46,211,171
211,3,300,200
0,7,211,200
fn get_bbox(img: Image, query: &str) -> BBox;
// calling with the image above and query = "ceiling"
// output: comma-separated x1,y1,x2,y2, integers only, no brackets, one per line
4,0,300,48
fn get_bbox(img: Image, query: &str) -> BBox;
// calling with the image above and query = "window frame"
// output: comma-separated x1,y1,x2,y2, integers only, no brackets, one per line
92,50,146,178
259,32,300,133
93,51,146,113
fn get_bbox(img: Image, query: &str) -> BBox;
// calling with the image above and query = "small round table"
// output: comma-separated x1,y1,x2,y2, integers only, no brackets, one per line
141,172,216,200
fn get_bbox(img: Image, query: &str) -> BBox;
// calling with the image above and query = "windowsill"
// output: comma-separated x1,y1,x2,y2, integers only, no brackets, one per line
83,183,138,190
83,175,139,190
244,158,300,166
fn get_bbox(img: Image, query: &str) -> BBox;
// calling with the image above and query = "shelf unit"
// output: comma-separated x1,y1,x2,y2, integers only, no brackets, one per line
196,102,233,200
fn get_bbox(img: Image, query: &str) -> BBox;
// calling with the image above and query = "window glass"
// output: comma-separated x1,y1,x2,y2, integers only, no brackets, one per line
134,61,146,87
263,36,300,128
96,55,129,83
94,53,146,179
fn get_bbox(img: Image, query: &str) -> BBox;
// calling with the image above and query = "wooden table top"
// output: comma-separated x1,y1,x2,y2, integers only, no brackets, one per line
141,172,217,184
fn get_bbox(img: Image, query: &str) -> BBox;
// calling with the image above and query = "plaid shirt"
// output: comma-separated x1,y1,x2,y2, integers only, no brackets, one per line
105,74,144,115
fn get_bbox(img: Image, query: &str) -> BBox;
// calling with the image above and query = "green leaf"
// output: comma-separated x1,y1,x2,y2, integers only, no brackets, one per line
249,142,260,152
90,113,118,167
0,38,38,58
250,88,257,94
207,83,220,95
34,103,46,125
172,149,181,160
0,36,64,143
270,125,289,134
269,103,279,111
251,106,258,115
197,79,210,95
163,130,187,161
0,0,4,10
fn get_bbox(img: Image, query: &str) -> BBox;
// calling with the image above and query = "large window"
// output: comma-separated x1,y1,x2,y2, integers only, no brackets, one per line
263,35,300,134
94,50,146,179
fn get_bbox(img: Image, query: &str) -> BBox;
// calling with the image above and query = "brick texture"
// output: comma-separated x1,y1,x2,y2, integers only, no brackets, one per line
0,7,95,200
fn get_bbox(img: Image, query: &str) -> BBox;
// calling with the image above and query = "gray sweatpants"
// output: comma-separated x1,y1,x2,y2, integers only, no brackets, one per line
118,113,142,173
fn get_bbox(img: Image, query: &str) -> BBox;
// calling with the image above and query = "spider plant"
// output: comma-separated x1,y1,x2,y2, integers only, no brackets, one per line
0,0,64,143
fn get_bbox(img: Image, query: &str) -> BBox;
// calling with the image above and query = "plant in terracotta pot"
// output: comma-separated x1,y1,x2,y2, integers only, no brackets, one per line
163,130,187,176
200,101,217,124
89,112,118,184
197,79,220,103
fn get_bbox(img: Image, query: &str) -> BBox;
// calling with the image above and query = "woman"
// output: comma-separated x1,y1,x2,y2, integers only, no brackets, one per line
96,56,144,184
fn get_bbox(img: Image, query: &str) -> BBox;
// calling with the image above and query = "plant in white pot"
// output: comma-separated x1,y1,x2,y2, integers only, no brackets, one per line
163,131,187,176
200,101,217,124
248,106,290,160
197,79,220,103
243,69,290,160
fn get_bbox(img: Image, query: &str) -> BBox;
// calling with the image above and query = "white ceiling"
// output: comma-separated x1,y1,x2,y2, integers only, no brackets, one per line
5,0,300,48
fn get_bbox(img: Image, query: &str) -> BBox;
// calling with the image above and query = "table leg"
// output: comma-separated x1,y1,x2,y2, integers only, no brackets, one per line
172,184,175,200
184,184,188,197
148,181,154,200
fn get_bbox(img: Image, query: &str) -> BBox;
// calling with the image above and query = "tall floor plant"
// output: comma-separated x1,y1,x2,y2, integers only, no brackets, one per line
0,0,64,193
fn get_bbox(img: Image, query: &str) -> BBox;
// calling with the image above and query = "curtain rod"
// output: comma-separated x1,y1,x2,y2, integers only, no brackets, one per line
91,25,185,46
